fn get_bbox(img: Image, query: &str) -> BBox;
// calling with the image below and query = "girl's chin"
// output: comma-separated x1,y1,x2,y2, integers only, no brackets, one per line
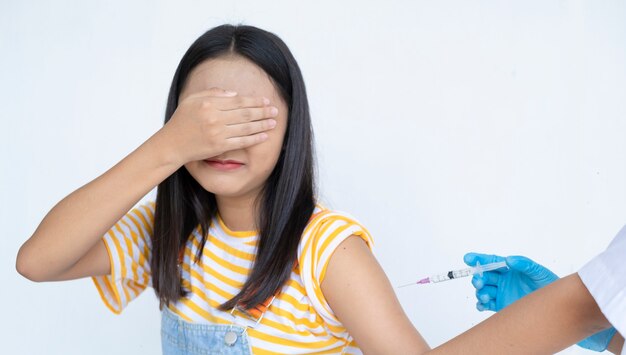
201,185,258,199
203,187,242,197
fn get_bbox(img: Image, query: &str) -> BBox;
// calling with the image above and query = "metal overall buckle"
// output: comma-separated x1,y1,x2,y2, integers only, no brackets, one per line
225,295,276,346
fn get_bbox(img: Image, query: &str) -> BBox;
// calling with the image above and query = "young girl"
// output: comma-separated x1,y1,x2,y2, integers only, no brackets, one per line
16,24,428,354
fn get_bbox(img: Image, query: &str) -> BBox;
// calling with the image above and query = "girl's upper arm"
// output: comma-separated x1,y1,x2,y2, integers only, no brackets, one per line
321,235,430,354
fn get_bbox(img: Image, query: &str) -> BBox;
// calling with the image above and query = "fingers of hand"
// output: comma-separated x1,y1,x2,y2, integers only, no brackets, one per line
225,133,269,151
226,118,277,138
505,255,536,272
471,274,484,289
476,299,496,312
223,105,279,125
213,95,271,111
471,271,500,290
464,252,506,267
476,285,497,305
475,284,498,312
505,256,559,283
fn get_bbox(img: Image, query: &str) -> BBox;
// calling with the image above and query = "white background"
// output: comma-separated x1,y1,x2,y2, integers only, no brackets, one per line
2,1,625,354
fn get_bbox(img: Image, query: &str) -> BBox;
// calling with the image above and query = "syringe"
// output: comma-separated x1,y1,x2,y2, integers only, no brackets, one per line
398,261,508,288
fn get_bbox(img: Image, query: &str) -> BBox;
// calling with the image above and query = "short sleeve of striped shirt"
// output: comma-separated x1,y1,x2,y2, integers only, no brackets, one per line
91,200,155,314
297,210,374,337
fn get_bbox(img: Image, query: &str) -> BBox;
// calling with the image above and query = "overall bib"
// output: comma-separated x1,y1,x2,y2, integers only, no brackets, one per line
161,306,253,355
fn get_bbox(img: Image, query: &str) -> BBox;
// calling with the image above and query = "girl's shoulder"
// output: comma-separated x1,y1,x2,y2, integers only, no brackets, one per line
300,203,374,256
307,203,369,232
296,203,374,331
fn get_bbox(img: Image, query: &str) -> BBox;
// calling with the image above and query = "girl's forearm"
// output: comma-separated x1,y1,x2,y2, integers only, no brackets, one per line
428,273,613,354
16,129,180,281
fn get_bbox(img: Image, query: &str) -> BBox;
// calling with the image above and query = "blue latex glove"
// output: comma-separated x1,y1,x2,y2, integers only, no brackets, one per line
463,253,558,312
464,252,616,352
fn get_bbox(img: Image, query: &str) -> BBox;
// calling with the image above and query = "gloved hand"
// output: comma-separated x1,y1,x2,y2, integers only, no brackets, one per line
464,252,616,352
463,253,558,312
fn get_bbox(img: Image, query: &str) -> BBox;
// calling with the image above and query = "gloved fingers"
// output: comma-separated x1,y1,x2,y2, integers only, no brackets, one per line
472,271,500,291
482,271,501,285
464,252,506,267
505,255,537,272
476,300,496,312
476,286,498,304
506,255,559,283
471,274,484,289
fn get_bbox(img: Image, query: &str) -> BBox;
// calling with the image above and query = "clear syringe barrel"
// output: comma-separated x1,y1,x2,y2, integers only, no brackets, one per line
428,261,507,283
429,268,474,283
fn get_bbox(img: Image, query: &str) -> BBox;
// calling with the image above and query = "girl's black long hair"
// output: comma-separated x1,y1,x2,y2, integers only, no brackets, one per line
151,24,316,312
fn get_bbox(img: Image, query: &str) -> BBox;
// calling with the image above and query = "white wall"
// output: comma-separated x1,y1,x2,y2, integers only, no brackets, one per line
2,1,625,354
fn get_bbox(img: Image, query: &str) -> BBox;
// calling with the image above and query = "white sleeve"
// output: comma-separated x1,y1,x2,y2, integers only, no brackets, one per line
91,201,155,314
578,224,626,339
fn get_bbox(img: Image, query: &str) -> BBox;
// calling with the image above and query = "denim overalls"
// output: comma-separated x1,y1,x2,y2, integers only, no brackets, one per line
161,306,253,355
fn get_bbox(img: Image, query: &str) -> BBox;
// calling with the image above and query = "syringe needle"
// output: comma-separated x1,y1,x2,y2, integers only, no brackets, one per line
397,277,431,288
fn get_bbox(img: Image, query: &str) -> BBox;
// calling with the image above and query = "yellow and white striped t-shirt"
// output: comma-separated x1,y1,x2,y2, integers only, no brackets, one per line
91,200,374,354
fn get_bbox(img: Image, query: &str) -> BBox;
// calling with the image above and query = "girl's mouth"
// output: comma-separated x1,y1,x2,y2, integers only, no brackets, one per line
203,159,245,171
